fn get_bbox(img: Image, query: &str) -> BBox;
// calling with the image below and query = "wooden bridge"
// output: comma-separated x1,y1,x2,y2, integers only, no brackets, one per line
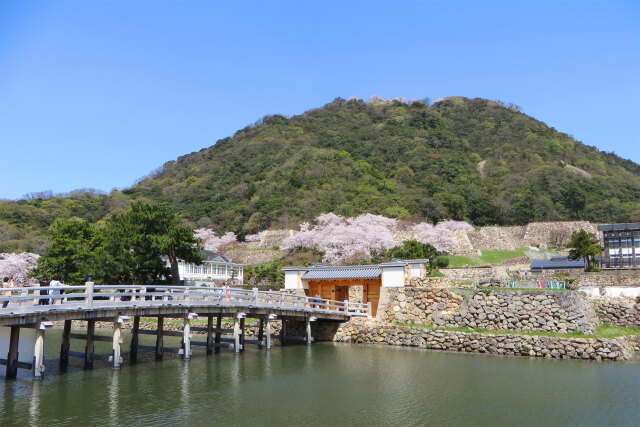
0,283,369,380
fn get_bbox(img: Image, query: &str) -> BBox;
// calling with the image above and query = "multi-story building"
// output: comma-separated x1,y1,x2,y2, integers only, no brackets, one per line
598,223,640,269
177,250,243,286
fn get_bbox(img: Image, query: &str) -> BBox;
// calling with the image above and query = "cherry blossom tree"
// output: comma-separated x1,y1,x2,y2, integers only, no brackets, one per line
0,253,40,286
282,213,399,263
194,229,237,253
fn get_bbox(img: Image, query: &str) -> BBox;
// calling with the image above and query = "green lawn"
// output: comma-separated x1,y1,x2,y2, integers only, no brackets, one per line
447,247,529,267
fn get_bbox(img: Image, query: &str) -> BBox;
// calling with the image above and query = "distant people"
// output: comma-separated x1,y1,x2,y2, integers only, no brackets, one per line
2,276,15,308
313,294,322,309
39,277,50,305
49,276,68,304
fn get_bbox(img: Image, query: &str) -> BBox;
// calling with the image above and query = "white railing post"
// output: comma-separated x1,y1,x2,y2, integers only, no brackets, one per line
85,280,94,309
367,301,372,317
253,287,259,306
344,299,349,314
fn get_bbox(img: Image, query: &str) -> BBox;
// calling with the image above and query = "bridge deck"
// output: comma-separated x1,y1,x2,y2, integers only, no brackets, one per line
0,284,369,326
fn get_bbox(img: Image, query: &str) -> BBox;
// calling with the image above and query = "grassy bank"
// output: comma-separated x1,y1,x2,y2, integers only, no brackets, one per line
446,247,530,267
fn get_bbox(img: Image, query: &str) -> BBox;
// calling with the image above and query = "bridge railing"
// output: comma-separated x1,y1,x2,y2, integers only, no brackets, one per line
0,284,370,317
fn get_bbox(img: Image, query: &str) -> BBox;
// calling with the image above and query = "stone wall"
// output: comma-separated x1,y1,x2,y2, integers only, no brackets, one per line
593,297,640,327
444,290,599,334
578,270,640,288
333,320,636,361
440,266,510,282
380,286,599,334
379,286,463,325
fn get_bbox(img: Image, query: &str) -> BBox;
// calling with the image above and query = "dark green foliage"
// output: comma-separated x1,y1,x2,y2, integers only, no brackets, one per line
567,229,602,271
30,218,103,285
31,203,202,285
3,97,640,250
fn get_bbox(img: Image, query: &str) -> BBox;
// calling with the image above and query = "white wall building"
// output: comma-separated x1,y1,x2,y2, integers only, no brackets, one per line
177,250,243,286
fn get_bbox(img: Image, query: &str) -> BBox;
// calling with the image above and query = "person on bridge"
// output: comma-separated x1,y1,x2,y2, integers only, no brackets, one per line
49,276,68,304
39,277,50,305
2,276,15,308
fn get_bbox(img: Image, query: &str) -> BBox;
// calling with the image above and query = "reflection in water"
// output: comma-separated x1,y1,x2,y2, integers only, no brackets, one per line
28,380,41,426
108,370,119,426
180,362,190,412
1,340,639,426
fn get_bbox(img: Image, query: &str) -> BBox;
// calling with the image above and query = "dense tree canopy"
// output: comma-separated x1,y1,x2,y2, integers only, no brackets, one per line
31,203,202,285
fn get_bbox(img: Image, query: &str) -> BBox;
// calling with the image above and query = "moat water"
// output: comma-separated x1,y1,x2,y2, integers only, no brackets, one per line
1,329,639,426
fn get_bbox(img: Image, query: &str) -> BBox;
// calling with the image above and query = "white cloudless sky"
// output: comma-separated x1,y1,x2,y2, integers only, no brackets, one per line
1,0,638,199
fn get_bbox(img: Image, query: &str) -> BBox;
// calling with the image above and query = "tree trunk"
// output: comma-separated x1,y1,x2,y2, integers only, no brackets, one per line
169,253,181,286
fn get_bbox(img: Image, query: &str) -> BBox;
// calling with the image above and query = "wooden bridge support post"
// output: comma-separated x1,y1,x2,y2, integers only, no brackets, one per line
155,316,164,361
239,318,245,353
182,313,197,360
59,320,71,372
214,315,222,354
280,319,286,346
6,325,20,380
206,314,213,355
233,312,246,354
32,321,52,379
265,314,276,351
112,316,128,369
257,319,264,348
84,320,95,369
130,316,140,364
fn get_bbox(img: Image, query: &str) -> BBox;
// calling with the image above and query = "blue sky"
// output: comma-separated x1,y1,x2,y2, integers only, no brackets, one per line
1,0,638,200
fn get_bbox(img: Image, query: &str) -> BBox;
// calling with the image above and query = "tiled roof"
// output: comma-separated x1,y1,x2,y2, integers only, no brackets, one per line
200,250,240,264
530,257,585,270
300,265,382,280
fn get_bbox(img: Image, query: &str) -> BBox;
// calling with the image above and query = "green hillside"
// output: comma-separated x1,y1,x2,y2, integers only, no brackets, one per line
2,96,639,252
124,97,640,233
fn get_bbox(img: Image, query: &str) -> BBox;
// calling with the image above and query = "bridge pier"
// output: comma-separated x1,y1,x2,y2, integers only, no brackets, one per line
206,314,214,355
84,320,95,370
33,321,52,378
257,319,264,348
182,313,197,360
155,316,164,361
265,314,276,351
130,316,140,364
5,325,20,380
280,319,287,346
239,318,245,353
214,315,222,354
59,320,71,372
111,316,127,369
233,312,246,354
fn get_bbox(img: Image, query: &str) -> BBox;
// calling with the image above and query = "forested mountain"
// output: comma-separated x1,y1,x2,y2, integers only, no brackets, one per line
2,96,640,252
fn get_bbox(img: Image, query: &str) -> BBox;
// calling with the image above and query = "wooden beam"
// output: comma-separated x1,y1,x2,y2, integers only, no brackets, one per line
239,318,245,353
84,320,95,370
59,320,71,373
130,316,140,364
5,326,20,380
206,314,213,355
214,315,222,354
155,316,164,361
257,319,264,348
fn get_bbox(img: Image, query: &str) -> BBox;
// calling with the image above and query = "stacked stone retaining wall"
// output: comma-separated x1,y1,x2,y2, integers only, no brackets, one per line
381,287,599,334
592,297,640,327
333,320,636,361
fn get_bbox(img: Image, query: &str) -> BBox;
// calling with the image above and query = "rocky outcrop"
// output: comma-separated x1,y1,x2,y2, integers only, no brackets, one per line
334,320,637,361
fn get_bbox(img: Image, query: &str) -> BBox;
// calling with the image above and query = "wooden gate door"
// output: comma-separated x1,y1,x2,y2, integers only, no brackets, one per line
363,283,381,317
